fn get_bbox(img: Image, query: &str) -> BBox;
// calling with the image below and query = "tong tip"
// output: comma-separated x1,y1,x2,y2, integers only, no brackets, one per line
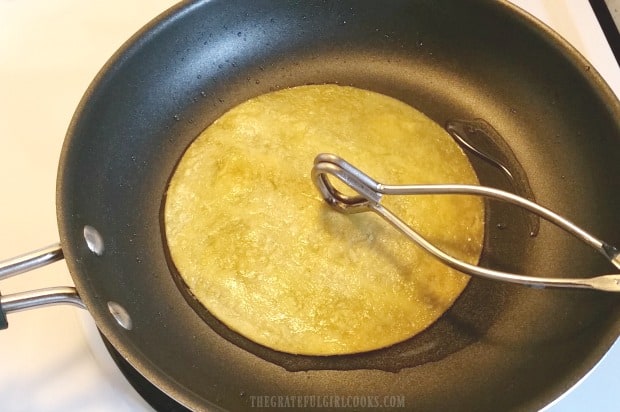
311,153,382,214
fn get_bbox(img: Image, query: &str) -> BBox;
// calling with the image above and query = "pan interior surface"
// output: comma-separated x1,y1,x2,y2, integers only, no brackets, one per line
57,0,620,411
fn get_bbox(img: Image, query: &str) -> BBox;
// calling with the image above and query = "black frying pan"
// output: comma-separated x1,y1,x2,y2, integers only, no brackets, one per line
2,0,620,410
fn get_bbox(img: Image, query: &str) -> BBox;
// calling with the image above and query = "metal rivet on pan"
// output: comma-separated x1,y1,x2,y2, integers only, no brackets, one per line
83,225,105,256
107,301,133,330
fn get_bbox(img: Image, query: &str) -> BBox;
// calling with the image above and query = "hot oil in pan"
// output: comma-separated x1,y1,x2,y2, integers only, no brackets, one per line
446,118,540,237
161,88,531,372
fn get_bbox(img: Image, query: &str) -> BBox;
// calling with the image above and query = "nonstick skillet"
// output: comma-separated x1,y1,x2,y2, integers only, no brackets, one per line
1,1,620,411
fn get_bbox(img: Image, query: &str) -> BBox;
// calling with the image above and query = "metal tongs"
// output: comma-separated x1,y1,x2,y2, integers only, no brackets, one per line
311,153,620,292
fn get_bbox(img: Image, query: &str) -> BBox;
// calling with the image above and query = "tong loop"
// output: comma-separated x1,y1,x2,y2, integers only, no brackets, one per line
311,153,620,292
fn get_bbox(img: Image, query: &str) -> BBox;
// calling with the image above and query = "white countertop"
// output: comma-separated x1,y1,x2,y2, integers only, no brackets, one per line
0,1,619,411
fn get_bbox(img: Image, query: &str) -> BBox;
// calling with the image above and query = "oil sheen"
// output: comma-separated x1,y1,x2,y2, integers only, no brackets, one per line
164,85,484,356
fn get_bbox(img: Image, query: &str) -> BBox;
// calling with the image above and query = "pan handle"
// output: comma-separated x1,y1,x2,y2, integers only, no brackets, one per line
0,243,85,330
